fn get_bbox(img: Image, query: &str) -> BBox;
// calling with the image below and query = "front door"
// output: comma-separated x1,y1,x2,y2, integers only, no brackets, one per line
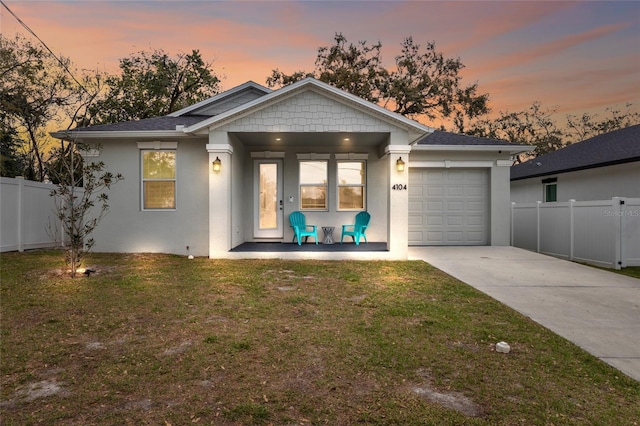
253,159,284,238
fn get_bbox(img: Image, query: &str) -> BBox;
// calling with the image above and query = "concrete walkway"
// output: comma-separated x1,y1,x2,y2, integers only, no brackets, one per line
409,246,640,382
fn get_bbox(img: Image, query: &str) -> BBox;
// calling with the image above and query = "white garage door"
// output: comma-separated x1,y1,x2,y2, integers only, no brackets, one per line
408,168,489,245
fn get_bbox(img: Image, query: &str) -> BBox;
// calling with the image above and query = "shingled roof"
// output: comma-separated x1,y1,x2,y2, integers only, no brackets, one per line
415,130,521,146
511,124,640,181
68,115,210,132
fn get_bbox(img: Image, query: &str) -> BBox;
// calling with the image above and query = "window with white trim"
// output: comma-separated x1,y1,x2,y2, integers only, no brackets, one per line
337,161,366,210
299,160,327,210
542,177,557,203
142,150,176,209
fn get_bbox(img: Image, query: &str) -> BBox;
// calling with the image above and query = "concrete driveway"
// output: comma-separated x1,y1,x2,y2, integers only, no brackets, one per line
409,246,640,382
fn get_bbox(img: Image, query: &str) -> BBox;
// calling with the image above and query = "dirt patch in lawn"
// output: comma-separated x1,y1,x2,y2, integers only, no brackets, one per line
1,379,70,408
410,368,483,417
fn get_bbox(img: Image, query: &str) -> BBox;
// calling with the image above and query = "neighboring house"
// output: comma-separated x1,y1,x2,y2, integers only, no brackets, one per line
511,124,640,203
51,78,529,259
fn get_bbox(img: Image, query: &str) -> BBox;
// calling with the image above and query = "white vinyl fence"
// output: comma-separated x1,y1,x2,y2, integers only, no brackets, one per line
511,197,640,269
0,177,66,252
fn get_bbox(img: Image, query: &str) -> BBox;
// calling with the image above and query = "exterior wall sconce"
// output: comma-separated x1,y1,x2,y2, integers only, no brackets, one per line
212,157,222,172
396,157,405,173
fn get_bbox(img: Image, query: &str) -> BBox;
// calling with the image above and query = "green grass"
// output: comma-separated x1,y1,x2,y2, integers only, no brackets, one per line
614,266,640,279
1,250,639,425
583,263,640,279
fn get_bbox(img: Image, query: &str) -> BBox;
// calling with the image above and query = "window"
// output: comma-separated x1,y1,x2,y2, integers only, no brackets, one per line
337,161,366,210
544,183,557,202
142,150,176,209
299,160,327,210
542,177,557,202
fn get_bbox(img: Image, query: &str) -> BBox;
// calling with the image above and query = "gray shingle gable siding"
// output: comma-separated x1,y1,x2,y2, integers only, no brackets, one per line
416,130,520,146
511,124,640,181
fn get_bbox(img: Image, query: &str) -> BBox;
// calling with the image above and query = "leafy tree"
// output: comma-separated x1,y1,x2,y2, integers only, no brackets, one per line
49,140,123,277
384,37,489,125
466,102,564,161
85,49,221,125
0,124,24,177
313,33,387,103
566,104,640,141
267,33,489,125
466,101,640,160
0,33,78,181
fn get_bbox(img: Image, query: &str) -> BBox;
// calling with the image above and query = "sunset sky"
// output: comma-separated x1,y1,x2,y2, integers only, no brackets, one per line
1,0,639,129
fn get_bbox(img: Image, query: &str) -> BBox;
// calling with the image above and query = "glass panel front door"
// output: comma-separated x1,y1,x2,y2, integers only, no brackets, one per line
254,160,283,238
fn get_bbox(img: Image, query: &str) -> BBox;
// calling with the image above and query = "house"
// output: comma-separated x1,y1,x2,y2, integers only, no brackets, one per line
511,124,640,203
510,125,640,269
51,78,529,259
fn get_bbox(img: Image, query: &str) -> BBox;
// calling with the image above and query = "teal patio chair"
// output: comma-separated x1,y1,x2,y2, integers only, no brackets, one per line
340,211,370,245
289,211,318,245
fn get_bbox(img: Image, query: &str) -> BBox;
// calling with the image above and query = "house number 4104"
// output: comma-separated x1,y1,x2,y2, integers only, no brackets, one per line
392,184,407,191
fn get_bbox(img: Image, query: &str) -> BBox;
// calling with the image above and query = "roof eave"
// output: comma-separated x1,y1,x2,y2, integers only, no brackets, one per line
511,156,640,181
50,130,192,140
413,144,534,154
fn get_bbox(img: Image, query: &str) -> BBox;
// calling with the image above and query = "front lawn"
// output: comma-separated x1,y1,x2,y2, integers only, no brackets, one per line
1,251,638,425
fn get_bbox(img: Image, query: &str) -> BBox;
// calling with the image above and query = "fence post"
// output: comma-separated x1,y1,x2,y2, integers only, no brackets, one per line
16,177,24,252
536,201,541,253
569,199,575,261
612,197,622,270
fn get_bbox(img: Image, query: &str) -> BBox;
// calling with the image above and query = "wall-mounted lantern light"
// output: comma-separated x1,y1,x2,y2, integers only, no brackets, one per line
396,157,405,173
212,157,222,172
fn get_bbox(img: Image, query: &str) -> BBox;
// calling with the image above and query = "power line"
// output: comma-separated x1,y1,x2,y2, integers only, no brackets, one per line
1,0,90,95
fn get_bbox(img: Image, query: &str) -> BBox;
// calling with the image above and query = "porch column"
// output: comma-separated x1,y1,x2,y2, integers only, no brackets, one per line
207,137,233,258
386,144,411,259
491,160,513,245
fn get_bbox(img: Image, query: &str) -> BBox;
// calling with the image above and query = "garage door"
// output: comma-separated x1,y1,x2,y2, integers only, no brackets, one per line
408,169,489,245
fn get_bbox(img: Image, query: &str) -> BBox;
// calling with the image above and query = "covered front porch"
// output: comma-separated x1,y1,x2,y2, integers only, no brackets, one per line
181,78,433,260
207,130,410,260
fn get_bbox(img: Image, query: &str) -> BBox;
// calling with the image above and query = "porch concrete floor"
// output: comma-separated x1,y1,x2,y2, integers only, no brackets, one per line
230,242,388,252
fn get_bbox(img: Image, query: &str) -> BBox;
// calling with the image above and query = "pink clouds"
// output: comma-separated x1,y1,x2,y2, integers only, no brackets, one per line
1,0,638,126
472,22,633,74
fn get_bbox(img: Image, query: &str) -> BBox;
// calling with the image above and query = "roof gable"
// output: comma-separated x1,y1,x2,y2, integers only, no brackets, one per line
511,124,640,181
183,78,434,141
168,81,271,117
213,89,410,135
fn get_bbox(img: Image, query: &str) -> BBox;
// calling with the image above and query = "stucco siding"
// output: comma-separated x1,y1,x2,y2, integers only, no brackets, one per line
89,138,210,256
511,161,640,203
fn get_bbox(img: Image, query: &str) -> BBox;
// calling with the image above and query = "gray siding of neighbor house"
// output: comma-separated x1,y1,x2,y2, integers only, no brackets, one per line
89,138,210,256
511,161,640,203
